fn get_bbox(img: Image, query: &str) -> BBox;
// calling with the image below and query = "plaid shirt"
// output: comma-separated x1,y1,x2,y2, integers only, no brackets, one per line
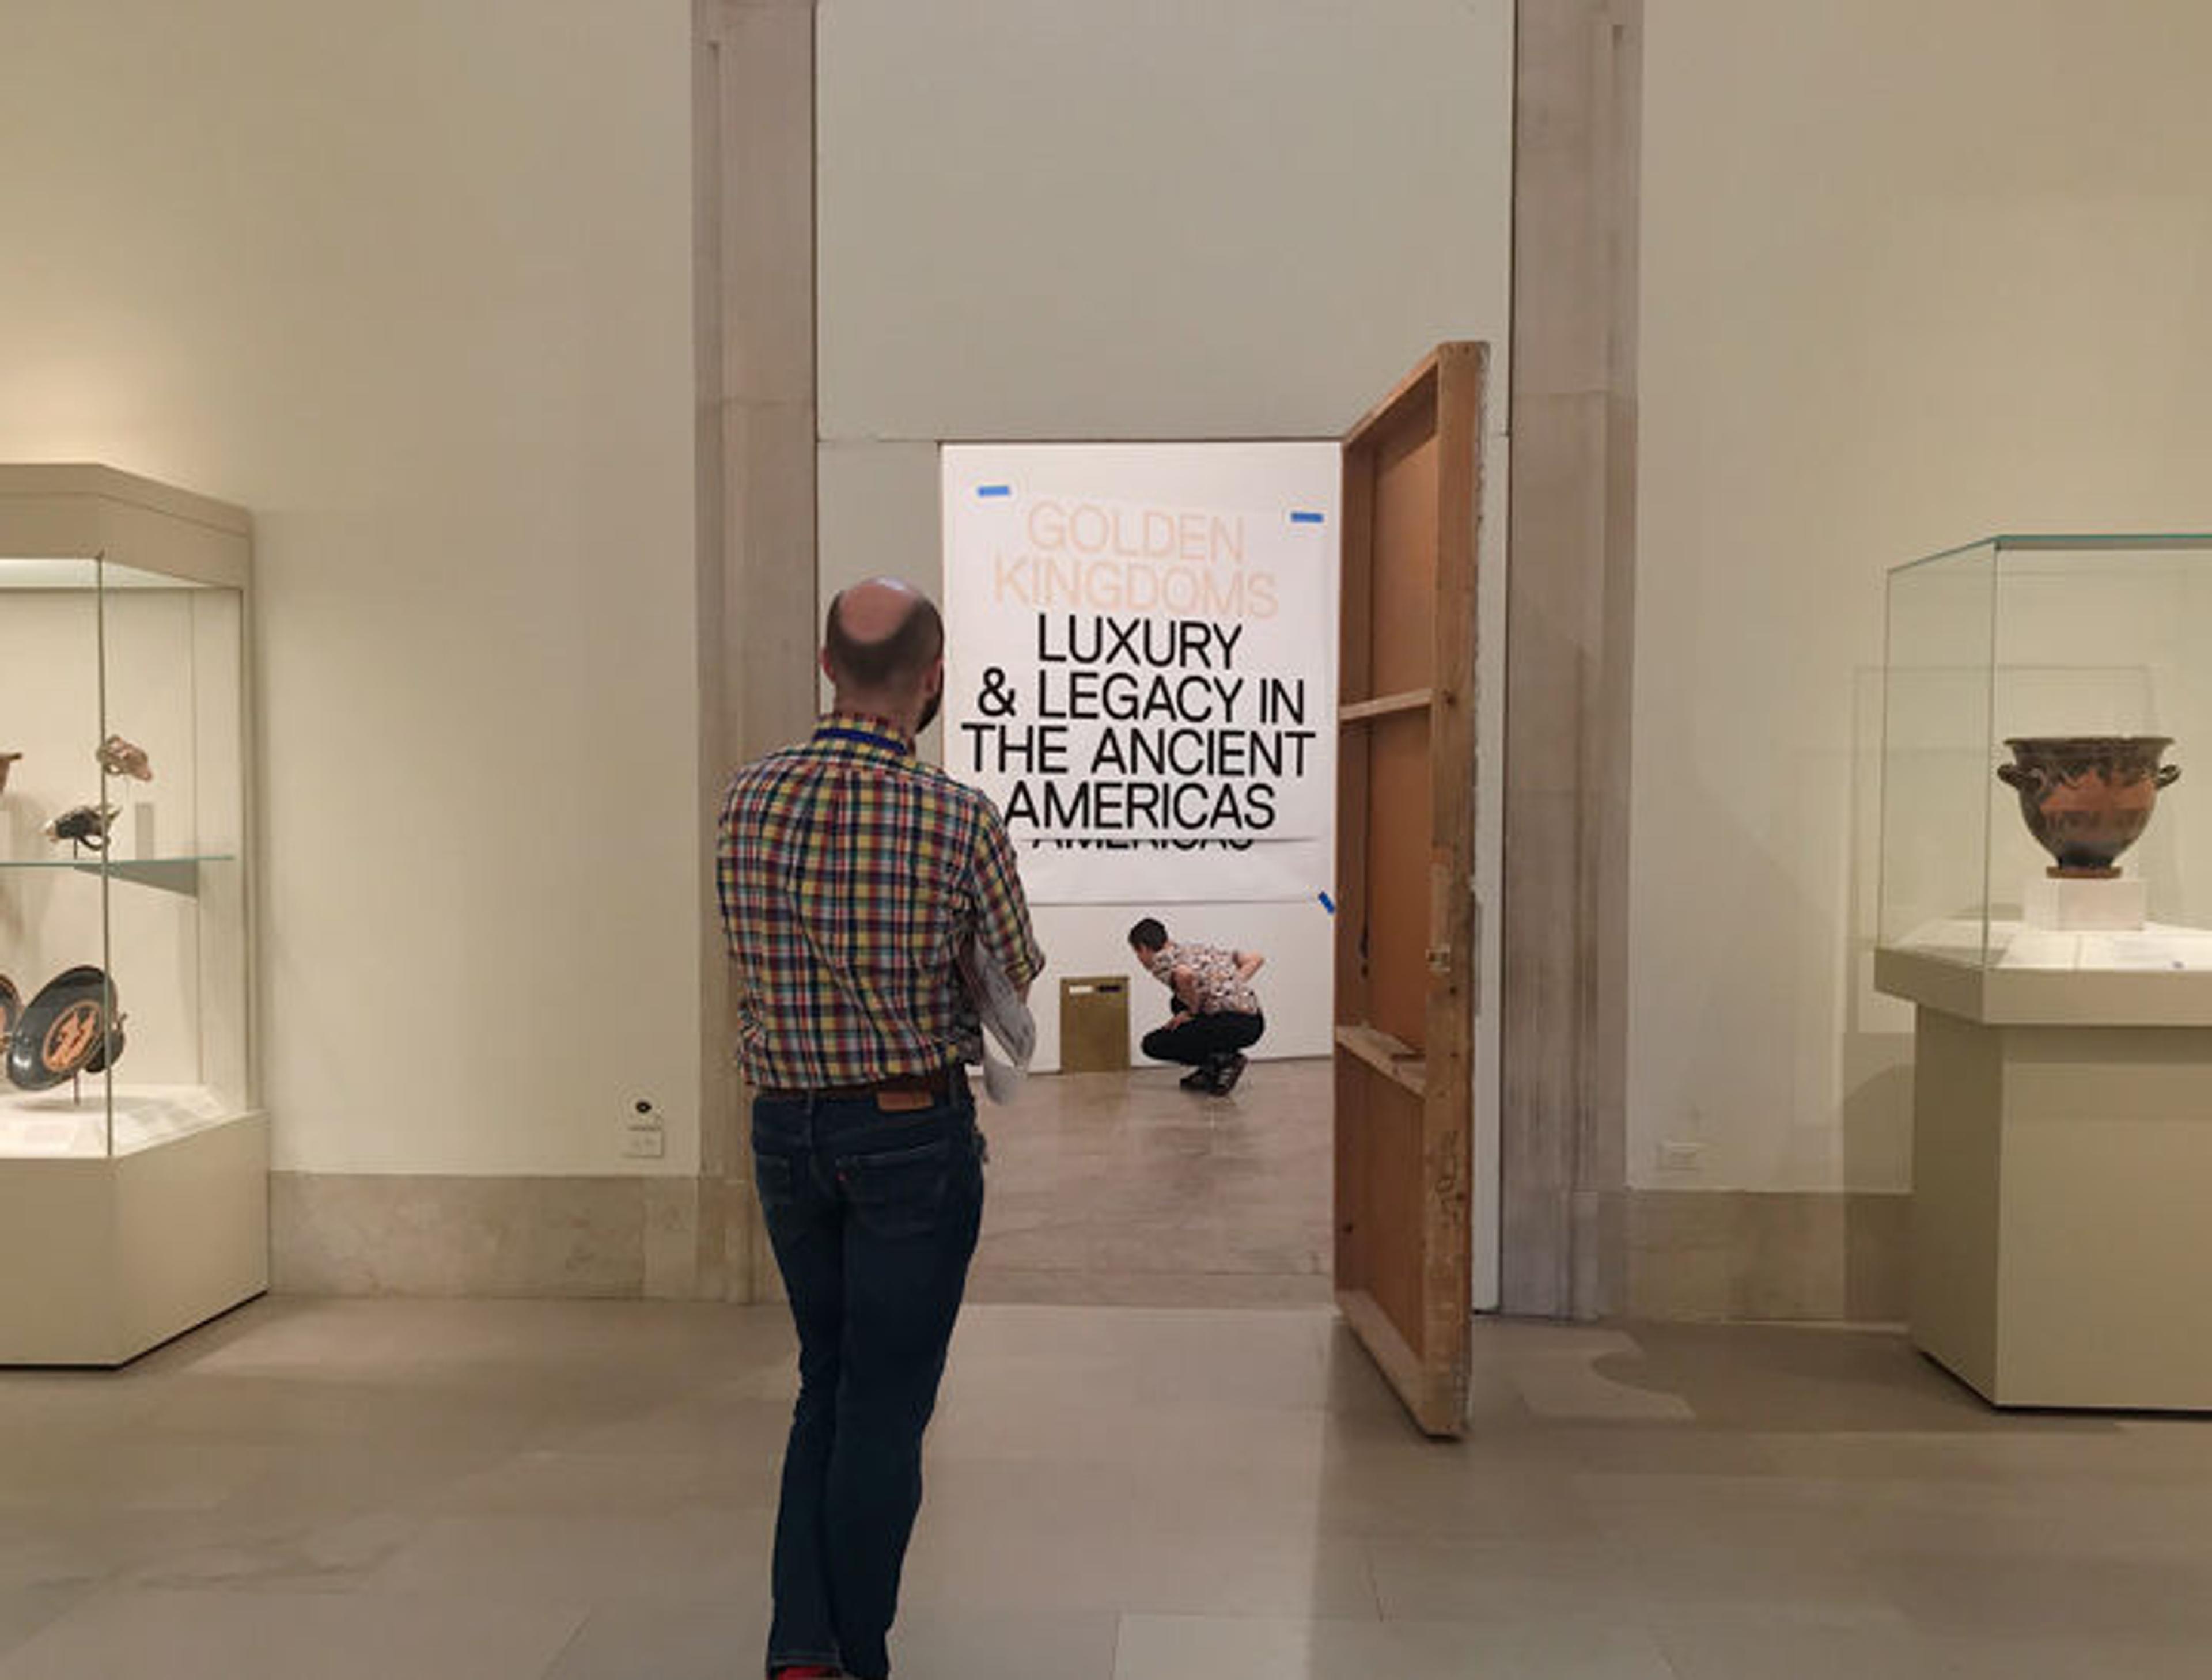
718,714,1044,1090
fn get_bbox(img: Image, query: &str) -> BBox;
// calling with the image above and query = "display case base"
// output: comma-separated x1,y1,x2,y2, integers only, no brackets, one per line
0,1111,267,1366
1905,1005,2212,1410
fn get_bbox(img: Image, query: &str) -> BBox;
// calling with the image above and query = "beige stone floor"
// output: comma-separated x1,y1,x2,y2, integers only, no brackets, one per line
4,1291,2212,1678
968,1060,1334,1307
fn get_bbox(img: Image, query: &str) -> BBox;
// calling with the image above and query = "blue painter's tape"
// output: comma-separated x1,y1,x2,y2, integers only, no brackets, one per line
1290,510,1325,525
976,484,1012,498
1317,891,1336,915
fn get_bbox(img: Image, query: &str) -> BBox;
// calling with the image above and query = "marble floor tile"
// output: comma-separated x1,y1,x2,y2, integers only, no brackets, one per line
884,1606,1122,1679
905,1453,1153,1537
537,1597,759,1680
1108,1448,1599,1544
0,1277,2207,1678
420,1444,782,1518
1653,1613,2212,1680
535,1389,798,1460
1577,1463,2212,1563
1869,1546,2212,1641
209,1436,521,1525
1112,1613,1679,1680
0,1589,91,1663
0,1438,275,1514
542,1596,1118,1680
368,1510,767,1605
1924,1639,2212,1680
1573,1321,2022,1434
969,1061,1331,1308
1471,1426,1787,1480
115,1511,424,1595
1503,1333,1699,1422
0,1588,584,1680
1368,1537,1657,1625
896,1516,1382,1620
130,1375,569,1452
1650,1615,1964,1680
1626,1535,1900,1623
0,1374,168,1443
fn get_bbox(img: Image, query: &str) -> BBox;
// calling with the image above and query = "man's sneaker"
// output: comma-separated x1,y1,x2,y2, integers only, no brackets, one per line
1213,1053,1249,1094
1180,1066,1215,1091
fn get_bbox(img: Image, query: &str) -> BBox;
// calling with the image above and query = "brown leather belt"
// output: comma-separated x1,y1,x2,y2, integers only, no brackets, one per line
759,1067,964,1106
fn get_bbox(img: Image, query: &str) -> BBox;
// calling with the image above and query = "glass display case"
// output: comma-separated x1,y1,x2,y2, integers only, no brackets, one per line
1879,534,2212,992
0,465,264,1364
1878,534,2212,1410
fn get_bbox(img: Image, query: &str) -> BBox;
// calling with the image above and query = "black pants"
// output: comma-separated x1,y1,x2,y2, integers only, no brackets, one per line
1141,1010,1265,1070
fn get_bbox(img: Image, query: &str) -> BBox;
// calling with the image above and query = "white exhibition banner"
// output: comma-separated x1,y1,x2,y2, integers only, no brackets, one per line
942,442,1338,905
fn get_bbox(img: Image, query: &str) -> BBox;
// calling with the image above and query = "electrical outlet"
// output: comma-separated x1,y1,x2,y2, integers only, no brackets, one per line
1657,1139,1704,1173
622,1098,665,1161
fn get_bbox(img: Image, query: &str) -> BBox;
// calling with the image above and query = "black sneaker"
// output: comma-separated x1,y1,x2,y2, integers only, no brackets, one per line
1180,1066,1214,1091
1213,1053,1249,1094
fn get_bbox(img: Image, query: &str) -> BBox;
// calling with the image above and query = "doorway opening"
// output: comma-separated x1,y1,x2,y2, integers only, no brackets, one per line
935,440,1344,1310
928,361,1503,1436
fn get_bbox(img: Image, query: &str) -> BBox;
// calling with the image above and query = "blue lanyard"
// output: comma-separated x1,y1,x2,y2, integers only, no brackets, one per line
817,726,909,753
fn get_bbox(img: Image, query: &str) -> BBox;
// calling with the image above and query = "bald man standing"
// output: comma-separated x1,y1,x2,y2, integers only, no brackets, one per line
719,578,1043,1680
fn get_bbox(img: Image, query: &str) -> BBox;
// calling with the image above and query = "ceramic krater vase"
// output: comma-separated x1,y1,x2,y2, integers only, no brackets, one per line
1997,736,2180,878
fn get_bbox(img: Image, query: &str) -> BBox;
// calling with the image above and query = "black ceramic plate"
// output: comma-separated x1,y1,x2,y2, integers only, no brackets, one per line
84,1015,125,1075
7,965,119,1091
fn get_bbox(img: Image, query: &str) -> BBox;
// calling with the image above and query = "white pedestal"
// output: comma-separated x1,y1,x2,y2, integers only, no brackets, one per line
0,1113,267,1364
2022,873,2147,932
1908,1010,2212,1409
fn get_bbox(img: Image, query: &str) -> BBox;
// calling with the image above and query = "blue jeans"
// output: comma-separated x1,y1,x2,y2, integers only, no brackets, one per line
752,1085,985,1680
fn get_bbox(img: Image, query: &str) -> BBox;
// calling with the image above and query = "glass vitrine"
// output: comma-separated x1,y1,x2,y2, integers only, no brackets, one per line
1880,534,2212,1410
0,557,249,1154
0,465,263,1364
1880,534,2212,976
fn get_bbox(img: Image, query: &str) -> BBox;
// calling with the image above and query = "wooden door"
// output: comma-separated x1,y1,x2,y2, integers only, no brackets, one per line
1334,343,1483,1438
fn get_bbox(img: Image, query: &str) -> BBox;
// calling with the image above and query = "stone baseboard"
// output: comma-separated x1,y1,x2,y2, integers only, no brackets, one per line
272,1174,1904,1323
271,1172,744,1300
1623,1189,1910,1323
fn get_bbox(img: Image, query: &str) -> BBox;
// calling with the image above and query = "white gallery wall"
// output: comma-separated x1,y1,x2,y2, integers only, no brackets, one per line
1634,0,2212,1193
0,2,700,1175
816,0,1515,1074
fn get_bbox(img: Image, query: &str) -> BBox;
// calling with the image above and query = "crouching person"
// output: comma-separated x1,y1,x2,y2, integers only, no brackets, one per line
1127,917,1265,1095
